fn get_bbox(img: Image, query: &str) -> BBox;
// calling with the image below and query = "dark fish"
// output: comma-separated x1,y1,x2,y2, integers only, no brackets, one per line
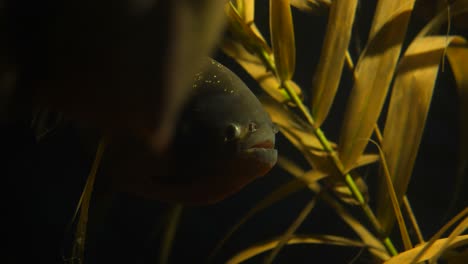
100,58,278,204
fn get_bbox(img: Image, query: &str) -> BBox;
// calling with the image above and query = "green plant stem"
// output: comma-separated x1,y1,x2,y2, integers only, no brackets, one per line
280,80,398,256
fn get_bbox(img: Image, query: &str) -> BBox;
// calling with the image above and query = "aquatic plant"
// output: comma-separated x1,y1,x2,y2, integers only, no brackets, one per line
66,1,468,263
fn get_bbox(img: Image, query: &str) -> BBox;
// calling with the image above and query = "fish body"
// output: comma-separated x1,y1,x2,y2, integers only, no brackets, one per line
96,58,278,204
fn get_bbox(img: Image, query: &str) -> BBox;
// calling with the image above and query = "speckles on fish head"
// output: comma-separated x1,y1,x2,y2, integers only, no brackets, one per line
174,58,277,192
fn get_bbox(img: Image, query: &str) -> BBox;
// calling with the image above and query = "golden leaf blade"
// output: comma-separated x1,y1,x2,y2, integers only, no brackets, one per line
158,204,183,264
376,36,467,235
226,234,369,264
445,45,468,215
270,0,296,81
384,235,468,264
310,0,358,127
225,3,272,56
338,0,416,172
409,208,468,264
446,45,468,160
428,217,468,263
234,0,255,23
71,139,107,264
372,139,412,250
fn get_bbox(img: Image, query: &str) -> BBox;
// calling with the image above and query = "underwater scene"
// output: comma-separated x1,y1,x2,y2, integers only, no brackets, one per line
3,0,468,263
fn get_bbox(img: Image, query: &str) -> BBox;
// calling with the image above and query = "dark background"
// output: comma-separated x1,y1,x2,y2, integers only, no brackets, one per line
4,1,467,263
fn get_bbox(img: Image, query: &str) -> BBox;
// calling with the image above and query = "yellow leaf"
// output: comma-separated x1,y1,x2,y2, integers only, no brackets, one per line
70,139,107,264
158,204,183,264
234,0,255,23
270,0,296,81
384,235,468,264
226,234,369,264
310,0,358,127
446,45,468,216
376,36,467,235
338,0,416,172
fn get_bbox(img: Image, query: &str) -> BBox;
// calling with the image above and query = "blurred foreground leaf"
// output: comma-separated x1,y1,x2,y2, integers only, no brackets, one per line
270,0,296,82
71,140,107,264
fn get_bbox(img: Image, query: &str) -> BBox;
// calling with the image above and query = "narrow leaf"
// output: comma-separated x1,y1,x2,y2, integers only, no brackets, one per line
159,204,183,264
410,207,468,264
429,217,468,262
270,0,296,81
445,45,468,216
71,139,107,264
227,234,368,264
384,235,468,264
310,0,358,127
372,139,412,250
338,0,416,172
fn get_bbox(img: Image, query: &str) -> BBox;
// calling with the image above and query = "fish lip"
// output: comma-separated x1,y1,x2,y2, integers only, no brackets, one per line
247,140,275,150
242,145,278,167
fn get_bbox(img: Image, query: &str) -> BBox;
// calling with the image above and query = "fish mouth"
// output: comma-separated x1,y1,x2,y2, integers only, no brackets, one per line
242,140,278,167
249,140,275,149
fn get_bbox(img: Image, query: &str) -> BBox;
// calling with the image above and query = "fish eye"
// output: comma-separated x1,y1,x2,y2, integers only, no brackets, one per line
248,122,257,133
224,123,241,142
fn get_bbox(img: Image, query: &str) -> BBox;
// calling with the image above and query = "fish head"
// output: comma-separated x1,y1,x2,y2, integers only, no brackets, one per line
169,59,279,203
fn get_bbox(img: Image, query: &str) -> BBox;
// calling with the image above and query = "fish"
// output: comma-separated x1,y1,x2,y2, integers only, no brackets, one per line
98,58,278,204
